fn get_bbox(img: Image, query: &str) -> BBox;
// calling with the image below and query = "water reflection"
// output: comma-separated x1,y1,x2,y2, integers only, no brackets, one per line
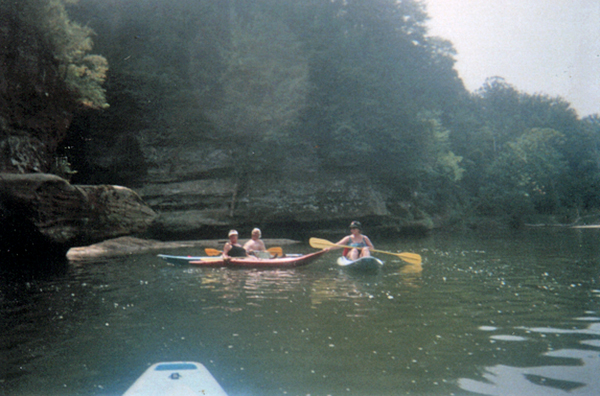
188,265,422,316
459,317,600,395
310,275,375,308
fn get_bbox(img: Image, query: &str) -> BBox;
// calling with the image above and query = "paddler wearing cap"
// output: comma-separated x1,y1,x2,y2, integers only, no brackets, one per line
223,229,248,259
327,221,374,260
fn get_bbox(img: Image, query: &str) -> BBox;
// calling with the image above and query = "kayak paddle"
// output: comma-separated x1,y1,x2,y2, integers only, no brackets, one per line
309,237,422,265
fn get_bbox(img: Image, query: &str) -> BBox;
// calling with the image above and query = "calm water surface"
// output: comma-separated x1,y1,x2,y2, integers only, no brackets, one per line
1,229,599,395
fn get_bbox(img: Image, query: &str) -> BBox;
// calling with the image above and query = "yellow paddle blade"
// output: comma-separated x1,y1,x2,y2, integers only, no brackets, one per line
205,248,222,256
309,237,422,265
380,251,421,265
309,237,337,249
267,247,283,257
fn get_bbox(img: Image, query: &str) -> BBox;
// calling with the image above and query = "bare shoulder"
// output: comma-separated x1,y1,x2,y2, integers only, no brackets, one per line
338,235,350,244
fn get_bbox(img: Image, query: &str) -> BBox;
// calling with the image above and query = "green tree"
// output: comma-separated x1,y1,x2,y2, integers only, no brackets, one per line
472,77,524,156
417,111,465,183
1,0,108,109
478,128,567,219
412,111,465,212
199,9,310,172
294,0,465,182
559,115,600,210
204,13,309,140
450,77,594,218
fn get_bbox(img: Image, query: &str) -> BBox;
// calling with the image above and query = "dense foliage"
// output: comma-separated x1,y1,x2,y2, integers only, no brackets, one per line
58,1,600,224
0,0,108,109
449,77,600,224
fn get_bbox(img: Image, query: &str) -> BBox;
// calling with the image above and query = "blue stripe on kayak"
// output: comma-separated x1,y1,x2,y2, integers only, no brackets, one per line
155,363,198,371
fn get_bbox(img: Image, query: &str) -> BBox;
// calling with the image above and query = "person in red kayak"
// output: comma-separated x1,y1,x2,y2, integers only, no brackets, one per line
330,221,374,260
243,228,267,256
223,229,248,259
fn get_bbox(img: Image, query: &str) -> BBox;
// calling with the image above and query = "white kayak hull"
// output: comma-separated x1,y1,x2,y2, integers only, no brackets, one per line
337,256,384,270
122,361,228,396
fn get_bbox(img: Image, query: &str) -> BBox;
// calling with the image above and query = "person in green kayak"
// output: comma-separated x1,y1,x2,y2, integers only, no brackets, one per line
330,221,374,260
223,229,248,259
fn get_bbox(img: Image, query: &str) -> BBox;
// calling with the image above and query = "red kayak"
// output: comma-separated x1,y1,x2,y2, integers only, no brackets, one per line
158,250,326,268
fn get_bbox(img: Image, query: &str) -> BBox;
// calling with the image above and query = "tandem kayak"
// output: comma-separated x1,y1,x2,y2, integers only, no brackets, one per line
337,255,384,270
122,361,227,396
158,249,326,268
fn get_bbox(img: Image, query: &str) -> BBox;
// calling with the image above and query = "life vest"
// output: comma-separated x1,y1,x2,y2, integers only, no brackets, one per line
228,244,247,257
343,236,368,257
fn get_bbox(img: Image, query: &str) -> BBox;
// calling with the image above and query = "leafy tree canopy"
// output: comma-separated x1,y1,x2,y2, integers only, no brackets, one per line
1,0,108,109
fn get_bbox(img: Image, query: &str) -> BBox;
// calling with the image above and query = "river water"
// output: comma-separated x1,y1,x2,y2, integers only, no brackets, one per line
1,228,599,396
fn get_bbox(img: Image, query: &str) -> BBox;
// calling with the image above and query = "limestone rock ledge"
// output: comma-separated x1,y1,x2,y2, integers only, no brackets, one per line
0,173,157,256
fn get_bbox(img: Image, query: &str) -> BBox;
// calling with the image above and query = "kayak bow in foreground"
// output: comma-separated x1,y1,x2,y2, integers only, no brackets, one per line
122,361,228,396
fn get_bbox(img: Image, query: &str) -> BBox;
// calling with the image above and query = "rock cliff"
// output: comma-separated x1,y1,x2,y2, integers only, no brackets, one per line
134,137,426,239
0,173,157,260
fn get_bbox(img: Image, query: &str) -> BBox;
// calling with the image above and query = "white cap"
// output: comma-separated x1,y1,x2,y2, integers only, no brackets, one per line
228,229,238,237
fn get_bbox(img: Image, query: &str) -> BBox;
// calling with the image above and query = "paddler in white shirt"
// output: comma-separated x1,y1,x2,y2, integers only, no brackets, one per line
243,228,268,257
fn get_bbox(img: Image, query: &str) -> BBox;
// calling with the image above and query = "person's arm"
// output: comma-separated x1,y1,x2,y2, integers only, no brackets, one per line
336,236,350,247
243,240,252,252
222,243,232,259
326,236,349,251
364,236,374,249
257,240,266,251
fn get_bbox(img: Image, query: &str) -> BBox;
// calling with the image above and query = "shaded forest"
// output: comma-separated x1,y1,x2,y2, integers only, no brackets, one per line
7,0,600,229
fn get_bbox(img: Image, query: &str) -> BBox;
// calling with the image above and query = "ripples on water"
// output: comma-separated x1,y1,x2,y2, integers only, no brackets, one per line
458,317,600,395
1,229,599,395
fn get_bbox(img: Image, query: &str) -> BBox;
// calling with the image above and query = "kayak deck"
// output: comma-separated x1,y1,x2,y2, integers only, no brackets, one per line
122,361,228,396
158,250,326,268
337,255,384,270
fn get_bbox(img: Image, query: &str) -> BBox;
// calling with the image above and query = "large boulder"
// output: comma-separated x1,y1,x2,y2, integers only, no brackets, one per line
0,173,157,259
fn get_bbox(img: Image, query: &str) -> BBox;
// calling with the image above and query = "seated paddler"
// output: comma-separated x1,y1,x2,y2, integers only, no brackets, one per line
223,229,248,259
243,228,270,258
329,221,374,260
